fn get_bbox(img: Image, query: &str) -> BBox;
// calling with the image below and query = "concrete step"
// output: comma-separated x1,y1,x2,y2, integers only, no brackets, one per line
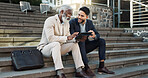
0,18,44,24
0,41,147,57
0,29,133,37
0,7,20,11
0,23,125,32
0,2,39,9
0,42,39,47
0,48,148,72
140,74,148,78
0,37,142,43
106,42,148,50
0,37,40,47
0,11,52,18
0,5,20,11
96,28,125,33
0,7,40,14
0,30,133,37
103,37,143,43
99,32,133,37
1,48,148,67
0,42,147,54
124,27,148,33
0,37,143,47
104,48,148,59
0,26,43,30
0,37,41,42
0,32,133,37
0,29,41,37
0,5,38,10
0,46,36,57
96,64,148,78
0,26,42,31
0,40,147,49
0,2,40,12
0,55,148,78
0,2,20,7
0,15,46,21
0,22,43,28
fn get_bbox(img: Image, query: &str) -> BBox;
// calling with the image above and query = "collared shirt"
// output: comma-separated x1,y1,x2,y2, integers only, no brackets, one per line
79,20,97,41
79,23,86,33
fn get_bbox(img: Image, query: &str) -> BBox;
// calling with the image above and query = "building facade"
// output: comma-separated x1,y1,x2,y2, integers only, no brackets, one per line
42,0,113,28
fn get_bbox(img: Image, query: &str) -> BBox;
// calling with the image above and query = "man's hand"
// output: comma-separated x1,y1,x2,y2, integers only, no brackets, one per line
88,30,96,38
76,36,87,42
67,32,79,40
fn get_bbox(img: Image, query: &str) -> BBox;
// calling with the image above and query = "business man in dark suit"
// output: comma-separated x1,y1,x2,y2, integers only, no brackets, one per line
69,6,115,76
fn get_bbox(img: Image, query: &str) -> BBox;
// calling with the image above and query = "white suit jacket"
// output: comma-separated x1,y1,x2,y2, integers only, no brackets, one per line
37,14,71,50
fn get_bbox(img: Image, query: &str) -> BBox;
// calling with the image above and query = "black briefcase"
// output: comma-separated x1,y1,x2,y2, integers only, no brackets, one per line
11,49,44,71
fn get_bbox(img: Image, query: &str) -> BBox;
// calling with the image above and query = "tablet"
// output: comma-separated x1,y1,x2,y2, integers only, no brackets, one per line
75,32,92,39
80,32,92,36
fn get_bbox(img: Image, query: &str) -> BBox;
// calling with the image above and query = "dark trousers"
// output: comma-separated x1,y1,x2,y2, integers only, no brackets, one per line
78,38,106,65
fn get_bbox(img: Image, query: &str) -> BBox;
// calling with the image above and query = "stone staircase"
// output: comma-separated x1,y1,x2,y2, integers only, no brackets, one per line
0,2,148,78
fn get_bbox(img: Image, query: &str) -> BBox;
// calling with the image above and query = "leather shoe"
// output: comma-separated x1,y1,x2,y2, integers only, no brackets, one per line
75,70,90,78
97,67,115,74
56,73,66,78
85,67,95,77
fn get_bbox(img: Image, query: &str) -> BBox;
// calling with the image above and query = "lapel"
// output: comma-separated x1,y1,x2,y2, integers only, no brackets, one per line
63,23,68,36
55,14,62,36
75,18,81,32
85,19,89,32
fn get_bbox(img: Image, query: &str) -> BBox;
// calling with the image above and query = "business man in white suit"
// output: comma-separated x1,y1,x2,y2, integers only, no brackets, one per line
37,5,90,78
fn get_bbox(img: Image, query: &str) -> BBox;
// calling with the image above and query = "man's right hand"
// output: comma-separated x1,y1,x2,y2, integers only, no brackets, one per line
67,32,79,40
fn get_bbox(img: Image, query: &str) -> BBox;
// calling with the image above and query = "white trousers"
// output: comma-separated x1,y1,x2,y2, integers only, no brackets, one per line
41,42,84,70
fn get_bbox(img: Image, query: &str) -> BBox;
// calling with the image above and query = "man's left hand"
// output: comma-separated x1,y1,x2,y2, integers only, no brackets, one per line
88,30,96,38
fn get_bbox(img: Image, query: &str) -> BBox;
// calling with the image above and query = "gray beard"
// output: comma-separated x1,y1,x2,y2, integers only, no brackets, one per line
62,16,69,23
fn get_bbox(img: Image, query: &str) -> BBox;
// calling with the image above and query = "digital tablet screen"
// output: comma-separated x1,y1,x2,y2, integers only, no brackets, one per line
75,32,92,39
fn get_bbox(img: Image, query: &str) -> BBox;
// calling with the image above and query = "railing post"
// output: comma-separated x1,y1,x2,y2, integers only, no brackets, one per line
113,0,115,28
107,0,109,7
46,11,47,16
139,0,141,25
130,0,133,28
26,9,27,15
118,0,120,28
9,0,11,4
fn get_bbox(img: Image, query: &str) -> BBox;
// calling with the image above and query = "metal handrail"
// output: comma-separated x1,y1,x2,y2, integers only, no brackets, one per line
130,0,148,28
40,3,51,15
20,1,32,14
133,0,148,7
91,2,108,7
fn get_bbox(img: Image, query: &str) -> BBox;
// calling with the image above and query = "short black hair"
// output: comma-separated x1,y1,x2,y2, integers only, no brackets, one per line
79,6,90,16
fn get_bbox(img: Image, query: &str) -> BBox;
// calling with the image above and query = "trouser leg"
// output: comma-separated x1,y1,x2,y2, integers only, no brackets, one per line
61,43,84,69
41,42,64,70
85,38,106,60
78,42,89,65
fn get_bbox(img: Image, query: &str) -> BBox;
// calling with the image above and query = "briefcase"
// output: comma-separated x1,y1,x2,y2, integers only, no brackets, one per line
11,49,44,71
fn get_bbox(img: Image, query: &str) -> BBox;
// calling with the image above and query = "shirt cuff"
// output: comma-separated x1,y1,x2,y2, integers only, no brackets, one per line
94,35,97,40
66,38,78,43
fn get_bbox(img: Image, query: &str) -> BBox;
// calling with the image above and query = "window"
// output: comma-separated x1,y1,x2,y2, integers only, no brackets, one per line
54,0,56,5
50,0,52,3
61,0,63,4
92,13,97,20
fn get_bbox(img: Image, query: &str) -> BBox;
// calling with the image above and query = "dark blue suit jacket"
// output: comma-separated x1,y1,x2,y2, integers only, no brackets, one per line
69,18,100,39
69,18,101,64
